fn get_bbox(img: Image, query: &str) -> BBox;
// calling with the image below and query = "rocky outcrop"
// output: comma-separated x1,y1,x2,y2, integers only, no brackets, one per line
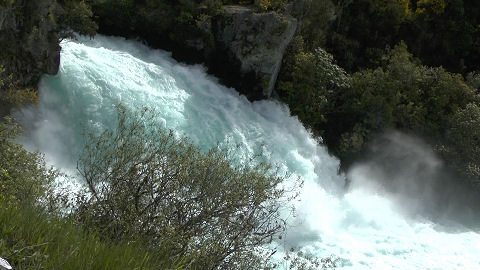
0,0,300,101
0,0,61,88
91,1,300,100
89,1,303,100
208,6,297,100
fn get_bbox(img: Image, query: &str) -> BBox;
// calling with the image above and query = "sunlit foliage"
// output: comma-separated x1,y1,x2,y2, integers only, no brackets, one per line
75,106,299,269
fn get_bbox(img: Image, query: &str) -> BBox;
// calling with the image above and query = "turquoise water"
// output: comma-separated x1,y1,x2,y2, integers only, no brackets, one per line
15,35,480,269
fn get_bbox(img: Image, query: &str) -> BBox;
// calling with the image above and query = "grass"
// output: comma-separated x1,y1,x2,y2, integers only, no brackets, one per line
0,203,184,270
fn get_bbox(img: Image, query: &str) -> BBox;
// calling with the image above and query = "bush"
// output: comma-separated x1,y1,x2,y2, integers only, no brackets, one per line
57,0,98,38
0,66,38,116
75,107,297,269
0,117,185,270
299,0,335,50
440,103,480,184
325,42,480,183
277,39,350,135
254,0,288,12
337,42,475,155
0,117,56,206
326,0,407,71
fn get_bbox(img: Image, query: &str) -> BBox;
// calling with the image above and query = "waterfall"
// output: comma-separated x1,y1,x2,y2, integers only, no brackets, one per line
14,35,480,269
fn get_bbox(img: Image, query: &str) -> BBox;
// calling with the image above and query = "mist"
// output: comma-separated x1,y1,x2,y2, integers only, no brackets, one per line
10,35,480,269
347,131,480,231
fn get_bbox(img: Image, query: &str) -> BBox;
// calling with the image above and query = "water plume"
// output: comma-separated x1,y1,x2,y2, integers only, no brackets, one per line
12,35,480,269
347,131,480,230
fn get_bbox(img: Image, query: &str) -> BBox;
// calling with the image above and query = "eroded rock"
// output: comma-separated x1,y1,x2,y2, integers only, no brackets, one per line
0,0,61,88
210,5,297,99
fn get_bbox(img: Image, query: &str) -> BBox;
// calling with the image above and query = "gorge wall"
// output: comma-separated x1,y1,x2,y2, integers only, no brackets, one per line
1,0,303,102
92,2,303,100
207,5,297,99
0,0,61,88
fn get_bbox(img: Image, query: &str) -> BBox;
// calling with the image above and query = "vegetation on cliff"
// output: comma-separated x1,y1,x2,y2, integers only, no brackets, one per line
276,0,480,189
327,0,480,74
0,0,97,116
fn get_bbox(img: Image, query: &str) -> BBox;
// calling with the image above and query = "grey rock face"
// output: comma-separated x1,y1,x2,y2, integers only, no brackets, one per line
210,6,297,99
0,0,60,88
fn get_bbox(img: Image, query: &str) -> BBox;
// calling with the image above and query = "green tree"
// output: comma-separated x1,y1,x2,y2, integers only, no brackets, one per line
277,39,350,135
334,42,476,168
440,103,480,184
327,0,407,71
0,117,57,206
57,0,98,38
327,0,480,74
299,0,336,50
76,107,298,269
0,66,38,116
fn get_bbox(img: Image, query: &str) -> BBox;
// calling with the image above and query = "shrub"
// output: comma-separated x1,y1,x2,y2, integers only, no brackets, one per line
277,39,350,134
0,117,184,270
57,0,98,38
0,66,39,115
338,42,475,154
0,117,56,206
440,103,480,184
75,106,297,269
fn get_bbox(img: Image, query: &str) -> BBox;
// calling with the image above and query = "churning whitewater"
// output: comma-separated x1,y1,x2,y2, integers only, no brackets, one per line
15,35,480,269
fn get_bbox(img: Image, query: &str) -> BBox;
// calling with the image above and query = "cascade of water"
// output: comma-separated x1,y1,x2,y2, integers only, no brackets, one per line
14,35,480,269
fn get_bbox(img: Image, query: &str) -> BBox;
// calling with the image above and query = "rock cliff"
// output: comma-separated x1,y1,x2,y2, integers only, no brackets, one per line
92,3,300,101
0,0,61,88
208,6,297,100
0,1,300,101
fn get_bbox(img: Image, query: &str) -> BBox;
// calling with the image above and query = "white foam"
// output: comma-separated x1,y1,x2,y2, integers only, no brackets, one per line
14,35,480,269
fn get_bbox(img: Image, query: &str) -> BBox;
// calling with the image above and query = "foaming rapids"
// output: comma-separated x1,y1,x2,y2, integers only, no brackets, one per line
13,35,480,269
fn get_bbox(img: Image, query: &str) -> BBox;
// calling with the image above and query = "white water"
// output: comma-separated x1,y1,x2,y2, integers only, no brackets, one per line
15,36,480,269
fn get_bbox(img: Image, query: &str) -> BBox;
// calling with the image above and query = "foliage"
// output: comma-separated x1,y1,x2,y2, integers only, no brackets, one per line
75,107,297,269
0,88,38,108
0,118,55,206
279,38,480,185
333,42,474,154
299,0,336,50
281,251,340,270
0,203,183,270
416,0,446,15
325,42,478,180
254,0,288,11
89,0,223,52
0,66,38,116
466,71,480,90
274,0,480,187
0,118,184,270
440,103,480,184
327,0,408,71
277,37,350,135
0,0,14,7
57,0,98,38
327,0,480,74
